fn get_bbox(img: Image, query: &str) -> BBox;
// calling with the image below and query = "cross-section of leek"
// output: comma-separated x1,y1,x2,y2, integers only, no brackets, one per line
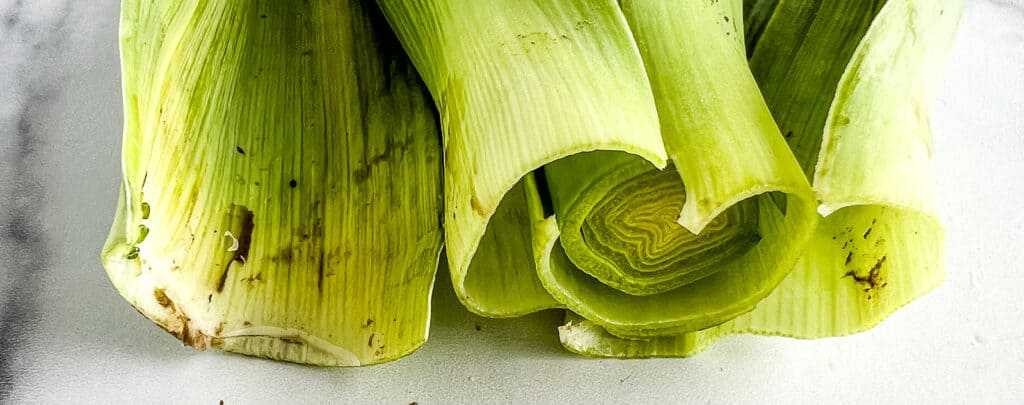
560,0,962,357
534,0,817,339
101,0,443,366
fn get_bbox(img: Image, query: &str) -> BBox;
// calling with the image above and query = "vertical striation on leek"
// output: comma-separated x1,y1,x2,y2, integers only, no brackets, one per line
102,0,443,366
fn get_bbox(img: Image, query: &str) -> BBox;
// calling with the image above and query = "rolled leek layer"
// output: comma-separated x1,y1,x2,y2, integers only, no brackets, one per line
102,0,443,366
561,0,962,357
532,0,817,339
568,160,762,296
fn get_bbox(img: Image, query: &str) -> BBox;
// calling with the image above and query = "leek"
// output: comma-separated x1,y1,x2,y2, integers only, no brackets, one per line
102,0,443,366
376,0,668,317
560,0,963,357
534,0,817,339
377,0,817,341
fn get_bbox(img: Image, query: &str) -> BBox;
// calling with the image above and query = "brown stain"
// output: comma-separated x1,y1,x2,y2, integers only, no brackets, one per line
351,137,410,184
242,272,263,286
279,336,303,345
273,247,294,263
352,167,370,183
215,205,255,293
149,289,212,350
844,255,888,294
215,265,230,293
470,195,486,216
835,114,851,127
514,32,559,50
698,198,713,212
317,250,326,294
153,289,172,307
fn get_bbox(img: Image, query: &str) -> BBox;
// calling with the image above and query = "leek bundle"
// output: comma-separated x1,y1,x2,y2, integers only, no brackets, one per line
103,0,963,365
102,0,443,365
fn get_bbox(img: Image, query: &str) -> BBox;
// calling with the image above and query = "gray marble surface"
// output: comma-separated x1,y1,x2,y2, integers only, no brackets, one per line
1,0,1022,403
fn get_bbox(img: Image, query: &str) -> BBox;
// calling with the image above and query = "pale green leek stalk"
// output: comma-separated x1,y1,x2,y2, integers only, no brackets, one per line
376,0,817,340
560,0,962,357
102,0,443,366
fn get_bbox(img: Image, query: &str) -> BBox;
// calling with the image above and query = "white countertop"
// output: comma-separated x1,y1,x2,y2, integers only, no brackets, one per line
1,0,1022,403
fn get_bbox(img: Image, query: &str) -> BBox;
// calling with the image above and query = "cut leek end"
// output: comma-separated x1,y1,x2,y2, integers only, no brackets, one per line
101,193,428,367
102,239,431,367
103,242,351,367
563,163,763,296
535,187,819,340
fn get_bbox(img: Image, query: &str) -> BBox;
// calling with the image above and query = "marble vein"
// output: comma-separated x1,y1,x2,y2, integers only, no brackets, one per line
0,0,72,399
